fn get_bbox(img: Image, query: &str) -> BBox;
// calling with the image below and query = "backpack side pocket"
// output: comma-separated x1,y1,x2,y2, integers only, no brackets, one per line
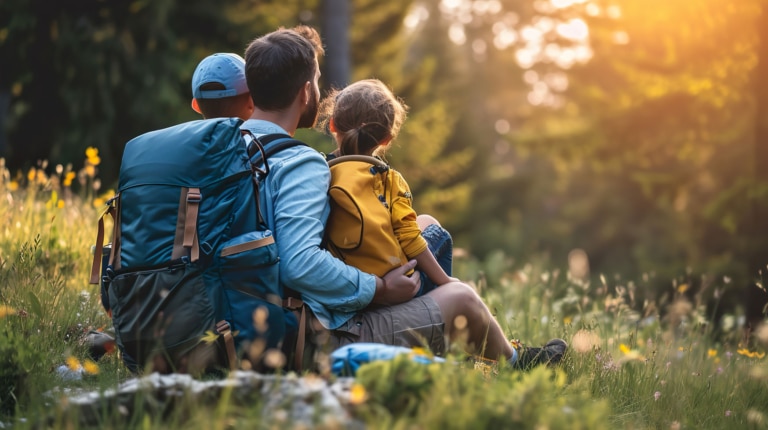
109,261,220,374
217,231,285,368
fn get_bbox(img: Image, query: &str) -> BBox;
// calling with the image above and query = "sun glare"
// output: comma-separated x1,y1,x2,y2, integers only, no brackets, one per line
404,4,430,30
405,0,611,106
449,23,467,45
556,18,589,41
551,0,588,9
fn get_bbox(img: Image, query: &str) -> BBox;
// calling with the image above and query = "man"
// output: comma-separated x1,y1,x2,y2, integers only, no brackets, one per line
241,25,567,369
190,53,254,120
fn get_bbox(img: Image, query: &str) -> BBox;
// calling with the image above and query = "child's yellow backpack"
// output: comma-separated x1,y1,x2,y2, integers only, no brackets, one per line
324,155,413,277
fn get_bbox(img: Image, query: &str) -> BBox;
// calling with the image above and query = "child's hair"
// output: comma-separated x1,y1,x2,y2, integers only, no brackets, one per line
317,79,408,157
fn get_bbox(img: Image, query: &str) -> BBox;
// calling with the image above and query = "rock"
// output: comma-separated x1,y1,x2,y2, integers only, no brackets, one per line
54,371,364,428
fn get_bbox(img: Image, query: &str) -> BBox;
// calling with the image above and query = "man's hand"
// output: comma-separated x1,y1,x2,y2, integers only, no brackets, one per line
372,260,419,305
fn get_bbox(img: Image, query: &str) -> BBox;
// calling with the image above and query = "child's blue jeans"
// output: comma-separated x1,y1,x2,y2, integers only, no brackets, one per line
416,224,453,296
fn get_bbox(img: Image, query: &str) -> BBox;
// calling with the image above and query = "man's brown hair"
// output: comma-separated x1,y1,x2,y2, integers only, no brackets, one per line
244,25,324,111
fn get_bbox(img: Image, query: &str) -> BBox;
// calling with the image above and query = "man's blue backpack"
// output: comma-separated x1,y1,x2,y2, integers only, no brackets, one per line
90,118,296,375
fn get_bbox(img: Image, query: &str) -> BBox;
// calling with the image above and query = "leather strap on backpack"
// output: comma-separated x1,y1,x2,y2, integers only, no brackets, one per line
216,320,238,371
172,187,201,262
283,297,308,371
183,188,201,262
90,197,118,284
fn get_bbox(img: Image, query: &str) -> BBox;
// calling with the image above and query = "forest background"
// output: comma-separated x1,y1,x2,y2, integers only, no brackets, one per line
2,0,767,302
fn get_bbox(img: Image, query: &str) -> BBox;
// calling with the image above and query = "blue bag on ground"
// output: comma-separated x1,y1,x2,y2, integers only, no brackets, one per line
92,118,290,375
330,343,445,376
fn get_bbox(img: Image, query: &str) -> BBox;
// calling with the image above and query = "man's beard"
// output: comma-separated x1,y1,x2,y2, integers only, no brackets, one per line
297,89,319,129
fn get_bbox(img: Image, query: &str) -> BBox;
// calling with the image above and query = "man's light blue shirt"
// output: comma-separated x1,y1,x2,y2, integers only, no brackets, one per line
241,119,377,329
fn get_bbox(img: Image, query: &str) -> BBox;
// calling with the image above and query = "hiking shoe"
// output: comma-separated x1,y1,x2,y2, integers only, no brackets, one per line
511,338,568,370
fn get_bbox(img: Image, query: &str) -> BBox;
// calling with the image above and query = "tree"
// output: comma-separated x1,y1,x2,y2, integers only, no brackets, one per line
321,0,351,88
506,0,764,284
0,0,306,186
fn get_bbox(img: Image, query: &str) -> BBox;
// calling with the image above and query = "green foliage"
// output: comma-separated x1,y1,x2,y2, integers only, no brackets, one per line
0,157,116,421
0,0,305,187
0,318,43,416
354,356,611,429
501,0,768,285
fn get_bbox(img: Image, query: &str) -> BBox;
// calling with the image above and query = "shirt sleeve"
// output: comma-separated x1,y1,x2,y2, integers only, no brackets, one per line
268,150,377,312
389,170,429,259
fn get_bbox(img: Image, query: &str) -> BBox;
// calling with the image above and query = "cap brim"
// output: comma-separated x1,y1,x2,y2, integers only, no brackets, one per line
191,98,202,114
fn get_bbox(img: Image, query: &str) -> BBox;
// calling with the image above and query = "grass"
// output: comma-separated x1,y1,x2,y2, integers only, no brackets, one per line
1,153,767,429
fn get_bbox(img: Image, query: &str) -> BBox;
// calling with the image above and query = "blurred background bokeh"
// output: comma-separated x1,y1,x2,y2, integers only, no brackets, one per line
1,0,767,296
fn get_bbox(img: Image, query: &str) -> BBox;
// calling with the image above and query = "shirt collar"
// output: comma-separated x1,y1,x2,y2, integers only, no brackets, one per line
240,119,289,137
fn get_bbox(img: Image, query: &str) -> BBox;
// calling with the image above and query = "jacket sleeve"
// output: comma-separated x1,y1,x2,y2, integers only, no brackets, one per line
268,150,377,312
389,170,429,259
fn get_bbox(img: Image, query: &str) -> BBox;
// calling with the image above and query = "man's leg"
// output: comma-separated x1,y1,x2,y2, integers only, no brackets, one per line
426,282,513,360
321,281,566,367
322,284,504,358
324,295,446,355
427,282,568,368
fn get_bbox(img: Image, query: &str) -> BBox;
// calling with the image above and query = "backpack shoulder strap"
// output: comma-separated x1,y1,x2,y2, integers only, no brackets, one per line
247,133,308,168
327,154,389,172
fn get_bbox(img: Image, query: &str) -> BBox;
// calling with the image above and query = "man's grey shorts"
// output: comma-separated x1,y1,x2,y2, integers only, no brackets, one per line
315,295,447,356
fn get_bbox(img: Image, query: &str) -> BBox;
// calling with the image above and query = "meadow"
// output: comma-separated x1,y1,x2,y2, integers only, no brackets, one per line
1,151,767,429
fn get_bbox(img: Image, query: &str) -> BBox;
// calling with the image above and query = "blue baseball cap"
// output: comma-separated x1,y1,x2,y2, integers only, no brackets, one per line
191,53,249,100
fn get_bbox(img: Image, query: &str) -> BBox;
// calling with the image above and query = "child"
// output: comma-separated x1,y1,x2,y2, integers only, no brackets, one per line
190,53,254,120
317,79,454,296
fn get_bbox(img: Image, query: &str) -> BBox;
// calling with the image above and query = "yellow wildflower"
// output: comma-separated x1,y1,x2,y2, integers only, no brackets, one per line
82,359,99,375
563,316,573,325
200,330,220,344
348,383,368,405
473,358,498,378
85,147,101,166
618,343,645,363
93,198,105,208
84,165,96,177
66,356,82,372
27,168,35,182
57,200,65,209
708,349,717,358
737,348,766,359
36,169,47,184
63,171,76,187
0,305,16,318
677,283,689,294
8,181,18,191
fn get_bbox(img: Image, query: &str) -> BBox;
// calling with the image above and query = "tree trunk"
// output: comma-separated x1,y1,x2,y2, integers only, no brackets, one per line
321,0,351,88
0,89,9,159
